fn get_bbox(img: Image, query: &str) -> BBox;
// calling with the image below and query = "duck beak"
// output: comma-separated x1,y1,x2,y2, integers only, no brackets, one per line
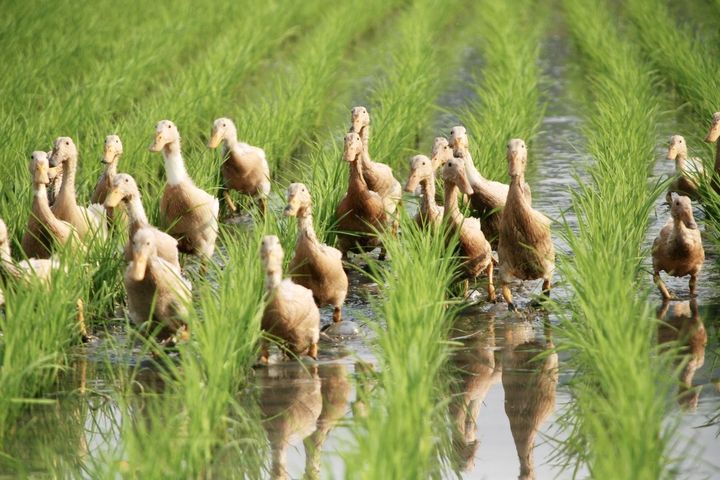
404,173,420,193
104,187,124,208
283,201,298,217
351,119,364,133
102,146,116,164
208,132,222,149
685,217,698,230
130,251,149,281
48,149,60,167
458,171,473,195
706,122,720,143
35,164,50,184
149,133,164,152
666,145,677,160
47,166,60,181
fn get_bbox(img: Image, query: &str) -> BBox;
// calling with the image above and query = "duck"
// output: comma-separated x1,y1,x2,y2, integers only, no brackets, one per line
348,106,402,215
651,193,704,299
284,183,348,324
706,112,720,190
149,120,219,259
498,139,554,311
404,154,444,228
335,132,388,258
449,126,532,247
502,322,558,480
90,135,123,220
442,158,495,301
21,151,80,259
49,136,107,238
103,173,180,268
1,217,61,282
260,235,320,363
124,228,191,344
431,136,455,169
207,117,271,215
666,134,704,201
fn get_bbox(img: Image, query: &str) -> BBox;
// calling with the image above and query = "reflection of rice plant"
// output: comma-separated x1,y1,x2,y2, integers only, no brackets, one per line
554,0,675,477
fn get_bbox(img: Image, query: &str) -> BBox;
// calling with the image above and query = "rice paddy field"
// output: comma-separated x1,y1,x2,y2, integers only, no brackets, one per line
1,0,720,478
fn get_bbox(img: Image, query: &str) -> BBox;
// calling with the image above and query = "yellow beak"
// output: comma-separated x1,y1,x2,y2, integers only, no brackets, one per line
149,134,164,152
104,188,124,208
130,252,148,281
208,132,222,149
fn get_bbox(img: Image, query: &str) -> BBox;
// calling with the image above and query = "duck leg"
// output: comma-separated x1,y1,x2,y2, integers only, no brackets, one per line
689,274,698,297
222,188,237,215
486,263,496,302
502,284,516,311
259,341,270,364
542,278,552,298
308,342,318,360
653,271,674,300
333,306,342,323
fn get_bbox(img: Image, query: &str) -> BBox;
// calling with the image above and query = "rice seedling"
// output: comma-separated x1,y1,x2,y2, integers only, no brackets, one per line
457,0,547,181
622,0,720,254
552,0,676,476
343,210,460,479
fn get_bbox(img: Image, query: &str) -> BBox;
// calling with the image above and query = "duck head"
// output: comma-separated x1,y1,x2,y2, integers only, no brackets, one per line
129,228,156,281
284,183,312,217
260,235,283,272
343,132,363,162
705,112,720,143
442,158,473,195
30,151,51,185
449,126,469,156
667,135,688,160
149,120,180,152
103,135,123,165
208,117,237,149
50,136,77,167
430,137,453,170
405,155,433,193
350,106,370,134
105,173,139,208
507,138,527,179
670,193,697,229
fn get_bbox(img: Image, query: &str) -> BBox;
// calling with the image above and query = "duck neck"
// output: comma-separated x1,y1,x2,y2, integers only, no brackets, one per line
360,126,370,156
126,196,149,234
105,160,118,178
348,154,367,193
162,141,189,185
509,173,527,198
420,176,437,214
459,149,484,186
443,182,463,226
224,129,240,150
57,155,78,205
672,218,689,237
264,267,282,292
34,183,57,223
297,210,318,244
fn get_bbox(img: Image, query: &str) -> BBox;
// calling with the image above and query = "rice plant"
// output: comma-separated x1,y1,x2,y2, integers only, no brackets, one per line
553,0,676,476
343,210,460,479
457,0,547,181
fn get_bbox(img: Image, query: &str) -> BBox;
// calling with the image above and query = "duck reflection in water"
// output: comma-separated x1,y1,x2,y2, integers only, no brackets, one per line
502,321,558,480
304,364,351,480
448,314,501,471
657,299,707,410
258,362,354,480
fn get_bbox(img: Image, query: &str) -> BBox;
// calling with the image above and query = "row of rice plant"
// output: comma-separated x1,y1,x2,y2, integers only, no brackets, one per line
553,0,675,477
342,0,548,477
457,0,547,181
622,0,720,250
95,2,412,477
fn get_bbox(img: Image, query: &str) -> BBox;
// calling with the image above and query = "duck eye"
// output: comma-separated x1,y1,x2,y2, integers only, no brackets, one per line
65,141,70,146
222,123,226,127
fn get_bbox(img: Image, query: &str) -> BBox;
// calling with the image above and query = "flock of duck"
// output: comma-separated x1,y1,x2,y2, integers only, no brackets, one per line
1,107,719,361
